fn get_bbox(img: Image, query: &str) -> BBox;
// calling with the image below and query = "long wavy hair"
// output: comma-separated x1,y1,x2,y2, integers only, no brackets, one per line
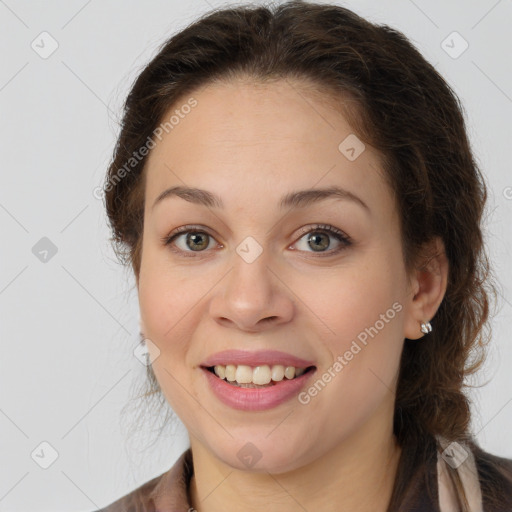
103,2,502,509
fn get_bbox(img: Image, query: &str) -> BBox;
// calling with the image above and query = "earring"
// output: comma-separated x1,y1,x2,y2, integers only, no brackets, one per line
420,321,433,334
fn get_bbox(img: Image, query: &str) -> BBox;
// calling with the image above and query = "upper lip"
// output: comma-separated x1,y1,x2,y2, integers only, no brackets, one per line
201,349,316,368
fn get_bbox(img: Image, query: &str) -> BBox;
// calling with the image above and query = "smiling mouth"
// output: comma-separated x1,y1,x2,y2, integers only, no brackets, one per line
204,364,316,388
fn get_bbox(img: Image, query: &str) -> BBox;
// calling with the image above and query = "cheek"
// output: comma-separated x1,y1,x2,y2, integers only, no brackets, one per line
316,248,405,370
137,252,194,357
306,265,404,433
138,238,191,323
138,263,200,416
323,268,395,327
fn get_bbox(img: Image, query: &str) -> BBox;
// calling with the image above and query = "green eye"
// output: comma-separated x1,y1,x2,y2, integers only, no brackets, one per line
162,223,352,257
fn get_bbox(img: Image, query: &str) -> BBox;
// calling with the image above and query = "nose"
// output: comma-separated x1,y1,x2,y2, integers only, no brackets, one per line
208,247,295,333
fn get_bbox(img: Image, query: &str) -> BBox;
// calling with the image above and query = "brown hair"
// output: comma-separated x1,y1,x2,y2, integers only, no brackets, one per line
103,1,502,509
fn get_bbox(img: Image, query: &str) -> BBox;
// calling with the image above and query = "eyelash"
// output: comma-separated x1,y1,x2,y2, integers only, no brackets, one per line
161,223,353,258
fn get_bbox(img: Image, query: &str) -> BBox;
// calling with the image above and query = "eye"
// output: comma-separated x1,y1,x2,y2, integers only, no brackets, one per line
161,223,352,257
162,225,219,255
292,224,352,255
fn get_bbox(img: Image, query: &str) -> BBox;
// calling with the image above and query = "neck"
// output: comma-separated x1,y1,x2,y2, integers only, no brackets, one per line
188,413,402,512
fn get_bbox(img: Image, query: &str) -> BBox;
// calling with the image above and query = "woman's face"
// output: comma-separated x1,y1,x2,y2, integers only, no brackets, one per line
138,78,419,473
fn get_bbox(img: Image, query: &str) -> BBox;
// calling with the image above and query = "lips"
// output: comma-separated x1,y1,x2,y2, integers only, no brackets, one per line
201,349,315,368
200,350,317,411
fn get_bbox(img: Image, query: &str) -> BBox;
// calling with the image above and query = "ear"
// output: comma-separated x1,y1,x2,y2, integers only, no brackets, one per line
403,236,449,340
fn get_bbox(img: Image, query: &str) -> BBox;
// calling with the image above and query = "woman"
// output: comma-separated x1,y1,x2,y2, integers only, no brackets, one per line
96,1,512,510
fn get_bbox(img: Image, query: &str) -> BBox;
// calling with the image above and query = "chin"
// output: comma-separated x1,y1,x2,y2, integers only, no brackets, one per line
206,434,315,475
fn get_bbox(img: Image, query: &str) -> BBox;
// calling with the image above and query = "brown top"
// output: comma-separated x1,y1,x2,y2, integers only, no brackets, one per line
93,440,512,512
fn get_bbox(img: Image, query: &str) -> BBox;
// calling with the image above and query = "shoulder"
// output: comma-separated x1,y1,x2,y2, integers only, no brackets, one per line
89,449,193,512
92,472,163,512
472,442,512,479
471,441,512,511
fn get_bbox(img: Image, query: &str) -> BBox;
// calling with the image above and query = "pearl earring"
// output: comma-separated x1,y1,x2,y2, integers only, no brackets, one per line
420,321,433,334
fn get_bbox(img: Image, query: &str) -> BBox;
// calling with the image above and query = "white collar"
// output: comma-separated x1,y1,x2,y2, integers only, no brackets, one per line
436,435,483,512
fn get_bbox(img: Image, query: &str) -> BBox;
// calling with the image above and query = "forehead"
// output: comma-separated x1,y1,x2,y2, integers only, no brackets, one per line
143,78,392,217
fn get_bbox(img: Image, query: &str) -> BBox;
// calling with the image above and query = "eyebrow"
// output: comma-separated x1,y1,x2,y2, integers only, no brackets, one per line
151,185,370,213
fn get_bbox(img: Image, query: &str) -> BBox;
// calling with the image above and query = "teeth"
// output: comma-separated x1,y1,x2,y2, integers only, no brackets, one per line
235,365,253,384
211,364,309,385
253,365,271,385
214,365,226,379
225,364,236,382
284,366,295,379
271,365,284,381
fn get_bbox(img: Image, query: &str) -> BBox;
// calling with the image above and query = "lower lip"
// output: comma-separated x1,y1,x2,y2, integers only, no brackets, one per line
202,367,316,411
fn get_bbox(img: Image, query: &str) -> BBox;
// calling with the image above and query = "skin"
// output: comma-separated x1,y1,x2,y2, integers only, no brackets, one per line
137,78,449,512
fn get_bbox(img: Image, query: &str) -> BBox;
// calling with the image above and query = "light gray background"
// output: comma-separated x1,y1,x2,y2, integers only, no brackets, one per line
1,0,511,510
